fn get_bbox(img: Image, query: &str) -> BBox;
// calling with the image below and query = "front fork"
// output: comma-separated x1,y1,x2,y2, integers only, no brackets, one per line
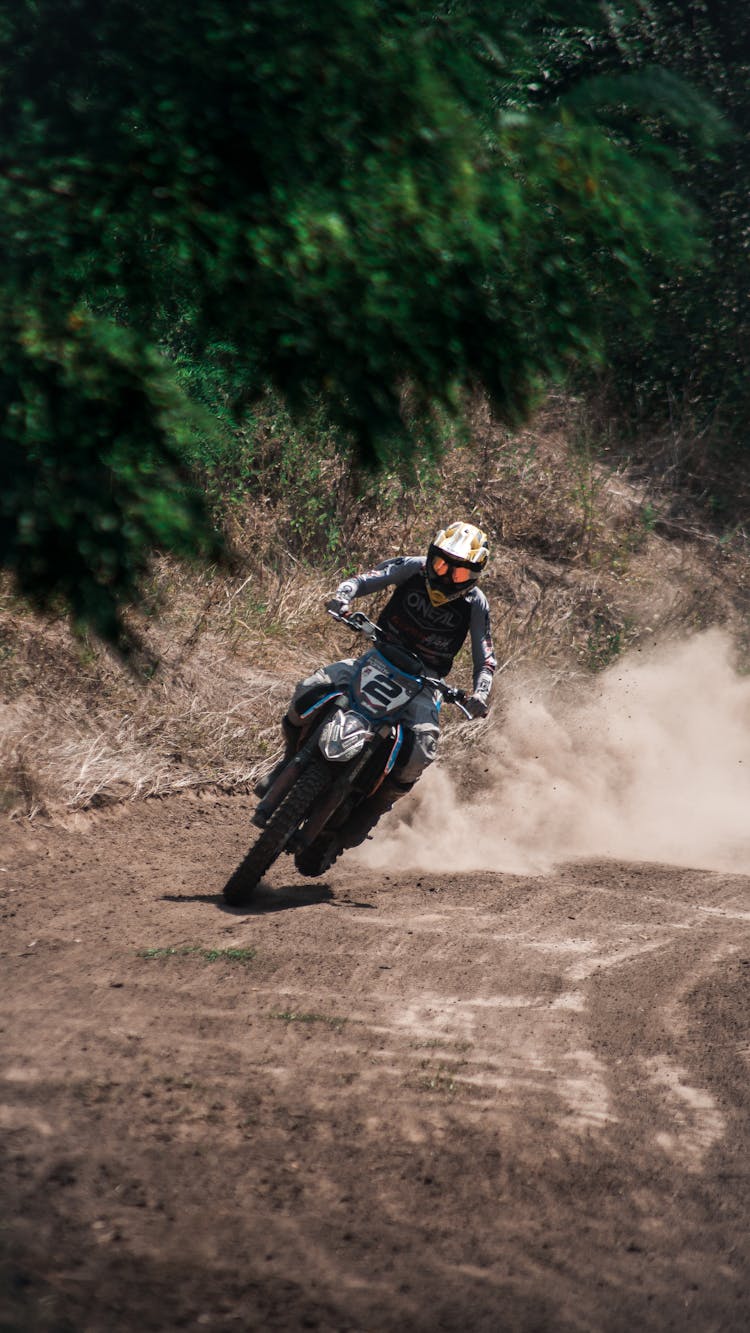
252,704,343,828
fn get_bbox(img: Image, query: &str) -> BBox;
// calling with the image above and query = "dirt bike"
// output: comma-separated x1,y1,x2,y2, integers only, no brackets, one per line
222,610,471,905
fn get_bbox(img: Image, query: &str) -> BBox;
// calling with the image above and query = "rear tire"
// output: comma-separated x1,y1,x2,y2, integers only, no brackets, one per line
223,759,332,905
294,834,343,878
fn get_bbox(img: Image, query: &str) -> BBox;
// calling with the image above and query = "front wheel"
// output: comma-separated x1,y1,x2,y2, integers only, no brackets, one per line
223,758,332,905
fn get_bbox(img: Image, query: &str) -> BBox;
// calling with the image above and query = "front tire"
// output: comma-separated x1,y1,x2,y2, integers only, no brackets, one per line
223,758,332,905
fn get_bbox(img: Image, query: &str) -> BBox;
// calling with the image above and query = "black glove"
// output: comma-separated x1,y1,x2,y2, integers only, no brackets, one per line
326,597,351,618
464,693,489,719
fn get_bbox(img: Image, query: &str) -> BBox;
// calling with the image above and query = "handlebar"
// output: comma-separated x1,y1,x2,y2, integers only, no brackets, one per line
327,608,472,718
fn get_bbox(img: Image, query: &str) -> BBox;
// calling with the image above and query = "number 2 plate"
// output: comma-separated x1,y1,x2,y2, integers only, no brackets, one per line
356,660,416,712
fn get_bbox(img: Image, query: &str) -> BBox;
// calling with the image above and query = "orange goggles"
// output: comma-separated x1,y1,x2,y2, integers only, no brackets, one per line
431,556,473,584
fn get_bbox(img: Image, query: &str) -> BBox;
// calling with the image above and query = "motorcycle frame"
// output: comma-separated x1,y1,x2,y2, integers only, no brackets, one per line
254,648,421,835
253,611,468,843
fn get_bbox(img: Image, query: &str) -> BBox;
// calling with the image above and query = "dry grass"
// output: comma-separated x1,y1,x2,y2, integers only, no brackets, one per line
1,394,747,817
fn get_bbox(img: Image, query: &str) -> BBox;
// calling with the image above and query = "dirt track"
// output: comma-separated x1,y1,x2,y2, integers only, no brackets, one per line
1,792,748,1332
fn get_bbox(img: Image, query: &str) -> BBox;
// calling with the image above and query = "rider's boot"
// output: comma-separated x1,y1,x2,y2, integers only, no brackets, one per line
336,776,413,851
254,714,302,798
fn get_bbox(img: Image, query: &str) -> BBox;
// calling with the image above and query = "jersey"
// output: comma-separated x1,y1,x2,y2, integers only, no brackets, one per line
335,556,496,702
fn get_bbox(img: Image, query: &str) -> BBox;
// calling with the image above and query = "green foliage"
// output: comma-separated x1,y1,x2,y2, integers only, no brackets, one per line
176,382,354,558
536,2,749,436
0,304,219,641
0,0,722,635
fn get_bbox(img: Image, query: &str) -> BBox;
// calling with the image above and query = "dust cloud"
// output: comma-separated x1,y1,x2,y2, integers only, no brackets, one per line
359,630,750,875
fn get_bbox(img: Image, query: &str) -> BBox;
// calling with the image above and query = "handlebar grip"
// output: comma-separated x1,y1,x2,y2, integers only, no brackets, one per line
443,686,466,703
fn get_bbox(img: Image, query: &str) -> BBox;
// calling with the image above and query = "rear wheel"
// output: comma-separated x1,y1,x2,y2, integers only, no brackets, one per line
223,758,332,905
294,833,343,878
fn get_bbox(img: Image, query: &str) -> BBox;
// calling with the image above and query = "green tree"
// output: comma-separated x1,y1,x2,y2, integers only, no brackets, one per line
0,0,718,637
529,1,748,436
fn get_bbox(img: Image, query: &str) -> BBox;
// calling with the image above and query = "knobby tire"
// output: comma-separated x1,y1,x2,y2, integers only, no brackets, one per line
223,758,332,905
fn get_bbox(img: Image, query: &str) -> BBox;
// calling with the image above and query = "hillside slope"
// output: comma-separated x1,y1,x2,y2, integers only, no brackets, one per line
1,398,747,820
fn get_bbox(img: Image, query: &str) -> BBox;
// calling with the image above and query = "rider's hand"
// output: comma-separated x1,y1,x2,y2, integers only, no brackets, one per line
326,597,351,618
464,693,489,719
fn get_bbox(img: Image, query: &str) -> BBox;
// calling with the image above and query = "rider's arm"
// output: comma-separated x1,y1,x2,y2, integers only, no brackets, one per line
468,589,496,709
333,556,424,605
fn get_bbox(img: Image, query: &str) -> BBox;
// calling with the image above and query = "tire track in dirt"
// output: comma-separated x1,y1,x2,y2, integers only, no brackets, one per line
1,796,748,1331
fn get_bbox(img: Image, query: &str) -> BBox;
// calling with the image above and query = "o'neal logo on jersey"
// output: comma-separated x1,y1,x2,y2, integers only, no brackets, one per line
404,590,457,626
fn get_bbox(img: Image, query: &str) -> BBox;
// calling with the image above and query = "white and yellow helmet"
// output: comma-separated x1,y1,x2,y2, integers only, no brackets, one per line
425,522,490,607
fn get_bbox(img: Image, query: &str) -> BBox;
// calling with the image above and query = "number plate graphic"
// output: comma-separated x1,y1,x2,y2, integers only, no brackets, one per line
355,658,418,714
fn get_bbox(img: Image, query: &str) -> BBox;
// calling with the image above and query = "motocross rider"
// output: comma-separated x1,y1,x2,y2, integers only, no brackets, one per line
258,522,496,865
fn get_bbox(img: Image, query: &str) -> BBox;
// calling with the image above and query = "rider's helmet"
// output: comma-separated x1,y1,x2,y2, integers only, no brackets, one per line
425,521,490,607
